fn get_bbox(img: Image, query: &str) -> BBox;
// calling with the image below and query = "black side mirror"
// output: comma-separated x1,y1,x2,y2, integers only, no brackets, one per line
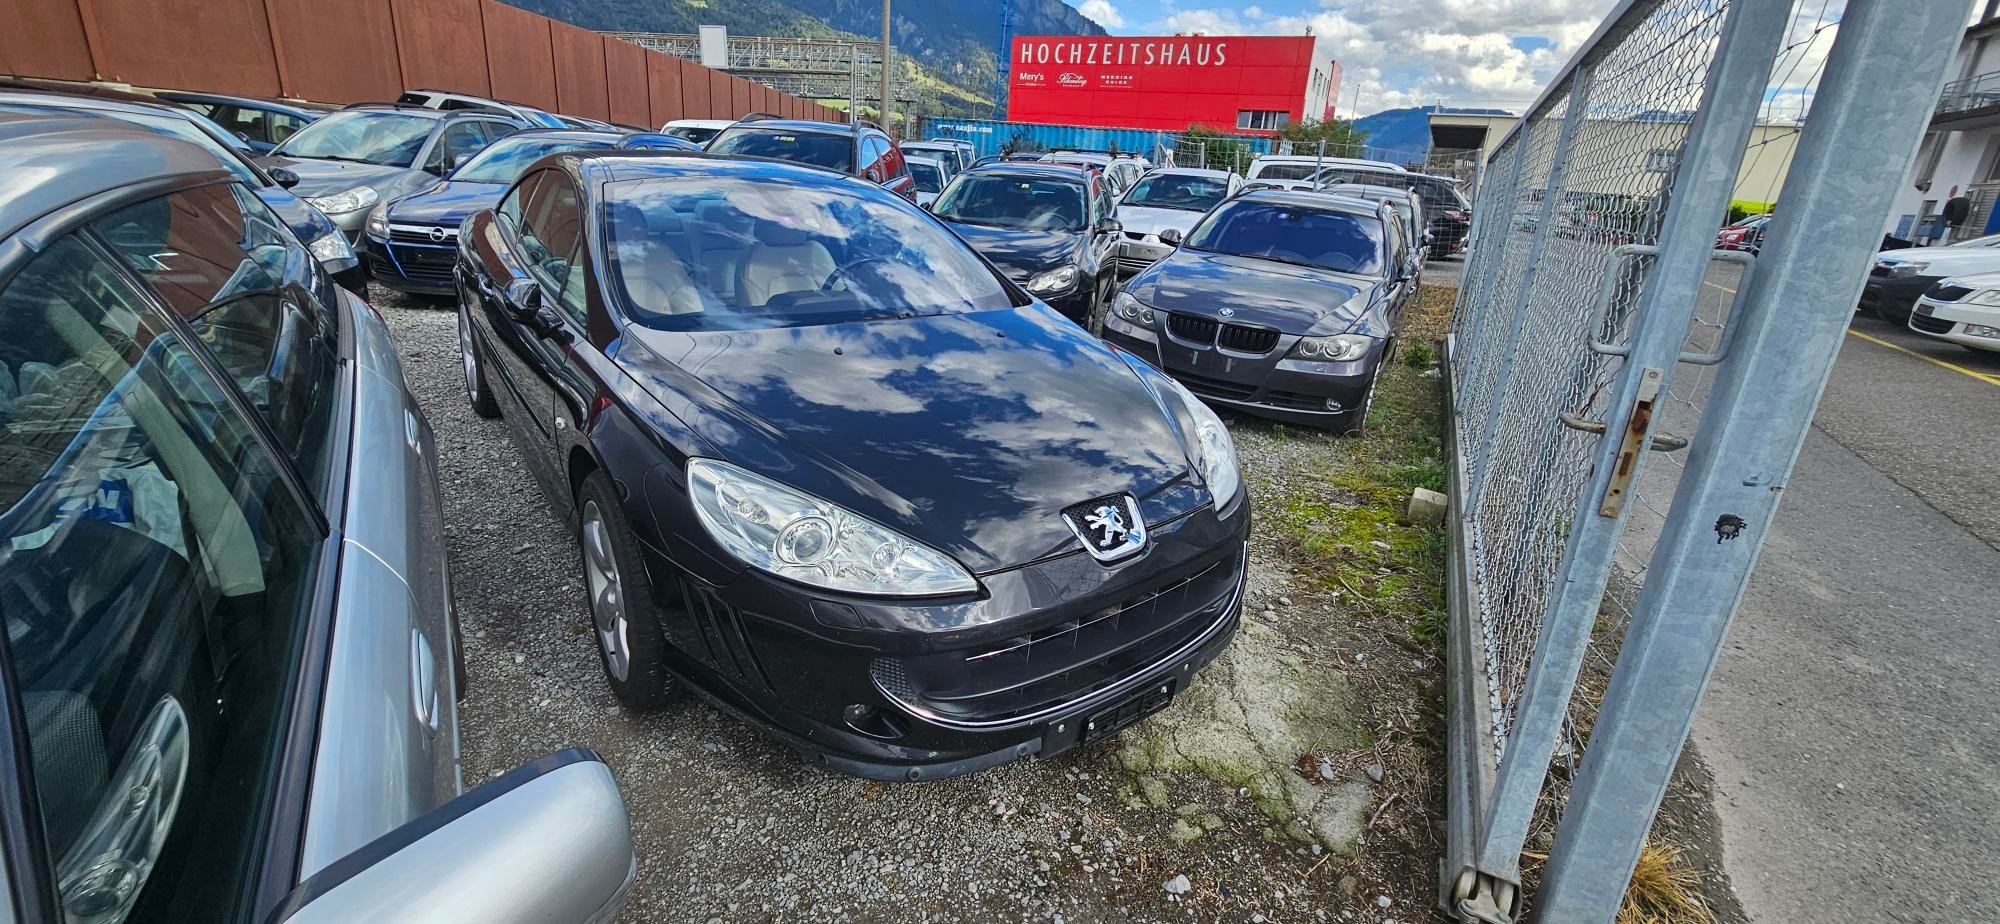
268,166,301,189
1159,228,1183,246
1096,218,1123,236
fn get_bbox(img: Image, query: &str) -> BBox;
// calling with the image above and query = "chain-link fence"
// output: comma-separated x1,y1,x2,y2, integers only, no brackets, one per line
1441,1,1963,921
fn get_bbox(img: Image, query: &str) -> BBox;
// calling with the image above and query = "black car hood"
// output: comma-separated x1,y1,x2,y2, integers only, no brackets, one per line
252,185,338,247
261,154,419,197
387,179,508,226
941,222,1082,281
619,307,1192,574
1132,248,1376,336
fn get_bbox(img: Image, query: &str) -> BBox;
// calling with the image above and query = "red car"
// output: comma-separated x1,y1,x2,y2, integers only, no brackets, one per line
1717,213,1770,252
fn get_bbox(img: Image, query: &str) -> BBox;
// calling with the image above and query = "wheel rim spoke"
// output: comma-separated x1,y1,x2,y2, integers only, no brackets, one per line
581,502,630,681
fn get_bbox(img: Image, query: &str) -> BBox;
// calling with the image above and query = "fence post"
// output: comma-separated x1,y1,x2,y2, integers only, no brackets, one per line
1533,3,1967,919
1464,70,1591,514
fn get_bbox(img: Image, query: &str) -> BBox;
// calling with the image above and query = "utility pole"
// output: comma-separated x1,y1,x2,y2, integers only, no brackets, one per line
880,0,893,131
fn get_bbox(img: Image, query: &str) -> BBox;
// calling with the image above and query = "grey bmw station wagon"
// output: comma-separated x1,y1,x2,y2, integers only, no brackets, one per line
0,115,632,923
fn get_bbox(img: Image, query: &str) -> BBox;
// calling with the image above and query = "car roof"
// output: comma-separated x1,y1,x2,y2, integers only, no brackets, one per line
723,118,866,136
503,127,623,144
1326,183,1421,200
1232,187,1388,216
1144,166,1235,180
154,90,327,116
341,103,455,119
1044,151,1113,162
0,113,233,241
555,150,875,191
970,162,1091,182
900,140,955,148
905,155,945,166
665,118,736,128
0,87,190,120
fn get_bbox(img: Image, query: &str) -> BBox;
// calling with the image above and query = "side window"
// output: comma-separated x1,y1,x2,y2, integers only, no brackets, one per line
90,184,343,494
517,173,584,312
215,106,269,144
498,171,543,226
477,120,518,145
423,121,488,175
268,112,307,146
0,235,324,924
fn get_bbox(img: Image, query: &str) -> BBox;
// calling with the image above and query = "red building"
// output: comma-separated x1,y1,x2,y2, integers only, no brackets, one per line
1005,35,1340,136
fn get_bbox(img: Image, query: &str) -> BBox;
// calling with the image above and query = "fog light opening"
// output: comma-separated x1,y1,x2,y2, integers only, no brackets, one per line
843,703,907,740
1324,399,1346,412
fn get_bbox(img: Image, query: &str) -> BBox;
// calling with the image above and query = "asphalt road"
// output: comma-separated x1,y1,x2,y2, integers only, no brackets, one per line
1687,304,2000,922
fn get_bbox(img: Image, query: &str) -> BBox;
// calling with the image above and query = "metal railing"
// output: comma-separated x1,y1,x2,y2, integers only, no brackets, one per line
1937,68,2000,117
1440,1,1966,921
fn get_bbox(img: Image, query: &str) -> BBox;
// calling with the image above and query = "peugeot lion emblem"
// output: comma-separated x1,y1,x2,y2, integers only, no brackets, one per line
428,226,449,243
1062,494,1147,563
1218,307,1235,318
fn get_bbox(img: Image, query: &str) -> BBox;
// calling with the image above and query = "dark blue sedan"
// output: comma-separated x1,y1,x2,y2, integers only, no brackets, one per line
365,129,625,294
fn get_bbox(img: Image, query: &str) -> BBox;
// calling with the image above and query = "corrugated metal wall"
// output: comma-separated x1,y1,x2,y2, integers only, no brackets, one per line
4,0,845,128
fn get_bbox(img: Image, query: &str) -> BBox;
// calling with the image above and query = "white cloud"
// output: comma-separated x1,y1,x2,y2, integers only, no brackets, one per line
1155,1,1618,117
1076,0,1127,28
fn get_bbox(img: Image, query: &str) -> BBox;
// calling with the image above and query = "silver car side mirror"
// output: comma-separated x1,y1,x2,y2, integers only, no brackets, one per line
1159,228,1183,246
272,750,633,924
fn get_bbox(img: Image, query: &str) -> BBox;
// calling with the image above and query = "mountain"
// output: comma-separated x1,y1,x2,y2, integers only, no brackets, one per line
501,0,1107,117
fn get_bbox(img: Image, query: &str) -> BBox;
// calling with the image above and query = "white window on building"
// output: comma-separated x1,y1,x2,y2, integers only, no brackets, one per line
1237,110,1291,131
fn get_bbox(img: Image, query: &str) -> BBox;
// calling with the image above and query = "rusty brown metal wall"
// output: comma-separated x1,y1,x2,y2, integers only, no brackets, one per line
646,54,682,127
391,0,489,97
603,36,648,128
549,20,607,121
481,0,555,111
4,0,821,126
265,0,400,102
77,0,281,96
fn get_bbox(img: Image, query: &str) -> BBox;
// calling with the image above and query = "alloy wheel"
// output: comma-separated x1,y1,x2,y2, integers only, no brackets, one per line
581,500,631,682
459,309,480,405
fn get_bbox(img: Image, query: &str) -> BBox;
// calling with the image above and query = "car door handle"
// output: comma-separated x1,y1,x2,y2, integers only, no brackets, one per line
411,629,440,733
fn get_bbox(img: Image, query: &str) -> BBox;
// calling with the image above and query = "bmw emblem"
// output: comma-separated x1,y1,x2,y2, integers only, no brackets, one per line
428,226,449,243
1218,307,1235,318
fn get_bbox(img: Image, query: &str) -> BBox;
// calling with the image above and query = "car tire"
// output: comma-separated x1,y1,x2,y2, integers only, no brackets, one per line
460,306,501,419
576,469,677,710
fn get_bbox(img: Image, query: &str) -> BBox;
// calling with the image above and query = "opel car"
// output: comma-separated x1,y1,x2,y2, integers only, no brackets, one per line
453,152,1247,781
1908,271,2000,353
1103,189,1415,432
927,162,1122,327
1113,167,1243,274
0,116,632,924
263,105,522,245
365,128,626,295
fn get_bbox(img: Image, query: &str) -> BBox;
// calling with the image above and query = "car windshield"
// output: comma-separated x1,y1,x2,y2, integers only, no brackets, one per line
453,135,609,183
706,127,852,171
0,103,263,185
665,125,722,144
930,174,1085,231
1121,174,1229,212
275,110,435,167
603,174,1013,331
1185,200,1384,275
908,161,945,193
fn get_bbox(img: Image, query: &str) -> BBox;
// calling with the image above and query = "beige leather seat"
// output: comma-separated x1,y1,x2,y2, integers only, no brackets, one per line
612,206,706,317
737,223,835,309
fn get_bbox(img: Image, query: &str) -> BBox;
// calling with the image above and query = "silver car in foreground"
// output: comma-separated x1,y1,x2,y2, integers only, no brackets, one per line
1112,167,1243,274
0,115,632,923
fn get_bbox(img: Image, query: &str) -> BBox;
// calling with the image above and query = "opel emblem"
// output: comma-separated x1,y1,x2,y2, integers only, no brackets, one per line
1219,307,1235,318
1061,494,1147,563
428,226,448,243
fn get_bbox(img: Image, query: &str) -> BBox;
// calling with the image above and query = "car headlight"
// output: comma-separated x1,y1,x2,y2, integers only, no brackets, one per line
365,202,390,239
306,231,355,264
1111,292,1156,327
1289,333,1374,361
1161,378,1240,507
307,186,380,216
1888,261,1929,279
1026,265,1079,295
687,458,977,597
1967,289,2000,306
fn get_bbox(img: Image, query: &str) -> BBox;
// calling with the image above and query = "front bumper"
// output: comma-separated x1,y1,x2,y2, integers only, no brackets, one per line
362,230,459,295
1115,238,1174,274
1101,313,1380,431
1859,272,1938,323
636,476,1251,782
1909,294,2000,352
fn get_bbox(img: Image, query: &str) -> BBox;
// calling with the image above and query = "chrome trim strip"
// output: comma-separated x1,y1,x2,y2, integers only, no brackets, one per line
873,543,1246,731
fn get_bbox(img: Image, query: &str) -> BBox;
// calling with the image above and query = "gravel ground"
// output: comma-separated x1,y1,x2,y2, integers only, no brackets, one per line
370,284,1450,924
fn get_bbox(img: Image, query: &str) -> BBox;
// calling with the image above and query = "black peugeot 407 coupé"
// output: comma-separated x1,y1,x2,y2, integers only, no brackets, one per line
454,152,1249,781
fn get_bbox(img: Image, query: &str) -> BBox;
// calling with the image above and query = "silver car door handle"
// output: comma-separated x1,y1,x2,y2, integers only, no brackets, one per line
410,629,440,732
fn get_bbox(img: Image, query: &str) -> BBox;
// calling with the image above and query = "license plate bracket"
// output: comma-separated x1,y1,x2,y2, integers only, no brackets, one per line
1079,677,1177,744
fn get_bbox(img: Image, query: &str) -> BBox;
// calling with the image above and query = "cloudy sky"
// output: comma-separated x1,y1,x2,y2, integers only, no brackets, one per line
1060,0,1623,116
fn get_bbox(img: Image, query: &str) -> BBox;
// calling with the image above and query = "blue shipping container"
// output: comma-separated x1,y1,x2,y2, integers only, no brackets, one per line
924,118,1276,163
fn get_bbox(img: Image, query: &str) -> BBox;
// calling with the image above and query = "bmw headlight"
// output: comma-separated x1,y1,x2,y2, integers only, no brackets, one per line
1111,291,1155,327
1026,265,1079,295
307,186,379,216
306,231,354,264
365,202,390,239
1289,333,1374,361
1887,261,1929,279
687,458,977,597
1967,289,2000,306
1162,379,1241,507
